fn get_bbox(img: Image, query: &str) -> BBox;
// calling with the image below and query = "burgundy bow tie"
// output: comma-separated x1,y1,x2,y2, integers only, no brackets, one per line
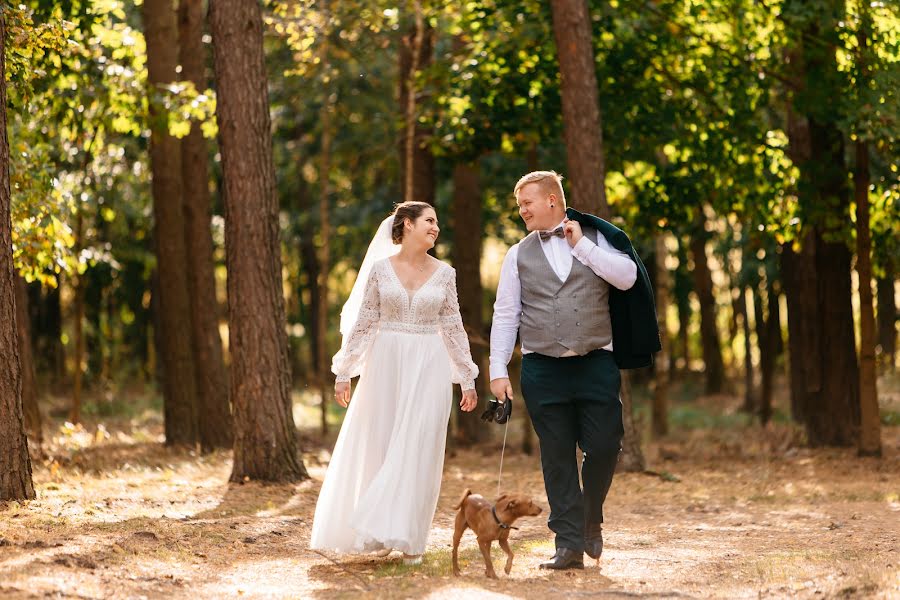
539,227,565,241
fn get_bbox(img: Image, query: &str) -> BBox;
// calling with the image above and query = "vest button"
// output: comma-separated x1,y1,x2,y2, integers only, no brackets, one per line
576,322,581,326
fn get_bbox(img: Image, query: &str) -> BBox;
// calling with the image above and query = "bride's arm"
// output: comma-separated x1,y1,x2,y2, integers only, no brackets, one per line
438,268,479,391
332,268,381,383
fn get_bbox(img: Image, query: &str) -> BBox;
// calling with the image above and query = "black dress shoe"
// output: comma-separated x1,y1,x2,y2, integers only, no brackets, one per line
539,547,584,570
585,526,603,560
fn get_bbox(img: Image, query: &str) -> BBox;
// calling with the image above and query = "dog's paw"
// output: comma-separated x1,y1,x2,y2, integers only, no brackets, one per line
485,570,498,579
504,564,512,575
452,568,461,577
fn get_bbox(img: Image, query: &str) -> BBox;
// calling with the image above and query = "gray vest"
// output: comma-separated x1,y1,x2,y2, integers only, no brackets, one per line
517,227,612,357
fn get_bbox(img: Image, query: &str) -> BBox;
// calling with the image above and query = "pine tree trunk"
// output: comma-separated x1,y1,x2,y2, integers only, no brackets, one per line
70,210,85,424
740,286,755,414
316,28,333,435
674,238,692,375
753,286,776,424
651,233,669,437
617,372,645,472
179,0,231,451
782,0,860,447
210,0,307,481
854,140,881,456
15,277,42,452
689,226,725,394
451,161,486,444
398,9,435,205
144,0,199,446
550,0,607,215
876,272,896,368
0,13,35,499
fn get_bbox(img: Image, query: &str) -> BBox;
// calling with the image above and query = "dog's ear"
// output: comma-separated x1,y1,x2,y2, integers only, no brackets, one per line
496,494,509,505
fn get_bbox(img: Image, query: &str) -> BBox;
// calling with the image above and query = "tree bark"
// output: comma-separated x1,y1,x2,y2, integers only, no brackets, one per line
398,8,435,205
144,0,199,446
617,372,645,472
15,277,42,452
651,233,669,437
179,0,232,451
210,0,307,482
673,238,692,375
0,13,35,500
740,286,755,414
550,0,607,215
451,161,487,444
316,15,333,435
753,286,777,425
70,209,85,423
689,222,725,394
854,139,880,456
876,272,896,368
781,0,860,447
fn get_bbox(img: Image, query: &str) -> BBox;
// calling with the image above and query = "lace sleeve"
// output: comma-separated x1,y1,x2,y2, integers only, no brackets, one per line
438,267,479,391
332,265,381,382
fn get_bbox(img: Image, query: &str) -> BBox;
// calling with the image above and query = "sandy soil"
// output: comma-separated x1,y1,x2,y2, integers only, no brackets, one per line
1,412,898,599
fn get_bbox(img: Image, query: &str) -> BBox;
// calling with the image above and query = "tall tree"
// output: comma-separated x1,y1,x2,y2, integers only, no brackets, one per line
689,216,726,394
143,0,199,445
651,234,669,437
876,272,896,368
550,0,606,214
0,12,35,501
398,4,435,205
853,8,881,457
15,278,41,452
209,0,307,482
781,0,860,446
178,0,232,451
451,161,487,444
551,0,643,471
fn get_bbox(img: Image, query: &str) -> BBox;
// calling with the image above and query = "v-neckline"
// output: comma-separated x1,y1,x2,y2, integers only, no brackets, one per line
536,231,574,287
386,257,442,303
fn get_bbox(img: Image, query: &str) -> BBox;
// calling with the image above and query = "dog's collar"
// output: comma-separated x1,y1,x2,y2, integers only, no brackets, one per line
492,506,519,530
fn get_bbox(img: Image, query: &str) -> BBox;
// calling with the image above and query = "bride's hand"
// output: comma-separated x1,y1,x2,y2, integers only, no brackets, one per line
460,388,478,412
335,382,351,407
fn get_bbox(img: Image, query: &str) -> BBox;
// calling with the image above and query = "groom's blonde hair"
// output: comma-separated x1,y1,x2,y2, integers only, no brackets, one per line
514,170,566,206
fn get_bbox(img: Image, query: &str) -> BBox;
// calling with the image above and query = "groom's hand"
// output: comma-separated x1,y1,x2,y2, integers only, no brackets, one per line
563,218,583,247
490,377,514,403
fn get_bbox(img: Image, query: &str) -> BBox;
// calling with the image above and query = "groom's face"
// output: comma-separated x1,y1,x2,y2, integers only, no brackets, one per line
516,183,558,232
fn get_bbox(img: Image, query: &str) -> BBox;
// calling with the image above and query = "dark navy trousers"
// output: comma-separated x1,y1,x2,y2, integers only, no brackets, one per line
521,349,624,553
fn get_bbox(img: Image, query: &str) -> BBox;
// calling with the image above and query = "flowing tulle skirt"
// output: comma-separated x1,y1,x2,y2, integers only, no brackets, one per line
310,329,453,555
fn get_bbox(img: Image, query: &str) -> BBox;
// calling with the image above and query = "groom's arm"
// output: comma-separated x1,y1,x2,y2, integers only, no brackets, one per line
489,246,521,383
570,233,637,290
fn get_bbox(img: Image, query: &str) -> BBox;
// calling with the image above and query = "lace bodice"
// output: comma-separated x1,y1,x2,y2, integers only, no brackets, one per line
332,259,479,390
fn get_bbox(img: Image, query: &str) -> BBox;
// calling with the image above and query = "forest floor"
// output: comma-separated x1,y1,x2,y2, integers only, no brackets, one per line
1,376,899,599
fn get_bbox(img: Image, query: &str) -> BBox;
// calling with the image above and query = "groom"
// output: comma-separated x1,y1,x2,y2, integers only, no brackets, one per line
489,171,659,570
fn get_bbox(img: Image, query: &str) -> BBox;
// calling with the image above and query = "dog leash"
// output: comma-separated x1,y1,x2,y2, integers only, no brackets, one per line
497,413,510,498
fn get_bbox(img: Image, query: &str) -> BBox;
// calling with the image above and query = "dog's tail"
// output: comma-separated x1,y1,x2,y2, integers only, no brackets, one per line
454,489,473,510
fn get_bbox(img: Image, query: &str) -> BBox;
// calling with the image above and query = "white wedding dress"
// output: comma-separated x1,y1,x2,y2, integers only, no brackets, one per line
310,258,478,555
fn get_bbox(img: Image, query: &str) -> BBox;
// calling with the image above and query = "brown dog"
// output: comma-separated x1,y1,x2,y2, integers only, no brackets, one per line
451,489,542,578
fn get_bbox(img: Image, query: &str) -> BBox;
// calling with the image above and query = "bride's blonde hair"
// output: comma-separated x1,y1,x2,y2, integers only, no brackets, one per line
391,201,433,244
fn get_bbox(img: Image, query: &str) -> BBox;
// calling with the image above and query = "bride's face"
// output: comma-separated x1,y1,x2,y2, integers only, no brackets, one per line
405,207,440,249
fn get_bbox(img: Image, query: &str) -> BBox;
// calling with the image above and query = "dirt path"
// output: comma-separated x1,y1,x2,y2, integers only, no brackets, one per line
1,422,898,599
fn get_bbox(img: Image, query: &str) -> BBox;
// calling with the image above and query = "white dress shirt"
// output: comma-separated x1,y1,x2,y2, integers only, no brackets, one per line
489,220,638,381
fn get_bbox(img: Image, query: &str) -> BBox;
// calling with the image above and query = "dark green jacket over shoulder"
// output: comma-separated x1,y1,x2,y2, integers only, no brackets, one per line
566,207,661,369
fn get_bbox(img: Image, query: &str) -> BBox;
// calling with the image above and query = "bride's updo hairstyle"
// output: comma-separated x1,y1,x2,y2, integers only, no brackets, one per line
391,201,433,244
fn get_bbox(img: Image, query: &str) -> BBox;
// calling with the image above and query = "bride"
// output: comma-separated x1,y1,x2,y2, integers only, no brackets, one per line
309,201,479,564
